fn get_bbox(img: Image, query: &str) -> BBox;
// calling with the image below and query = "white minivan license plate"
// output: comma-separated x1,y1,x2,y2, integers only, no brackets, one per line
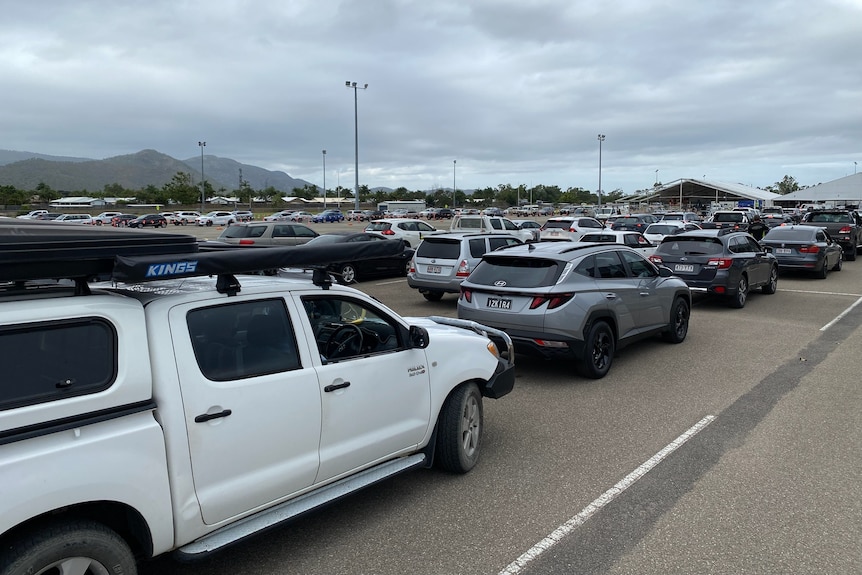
674,264,695,273
487,297,512,309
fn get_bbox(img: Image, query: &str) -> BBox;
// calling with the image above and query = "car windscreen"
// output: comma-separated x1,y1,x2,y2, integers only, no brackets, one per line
468,256,561,288
763,228,815,241
656,237,725,256
417,238,461,259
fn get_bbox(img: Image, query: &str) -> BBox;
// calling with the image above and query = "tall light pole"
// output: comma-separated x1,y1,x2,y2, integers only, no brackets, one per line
198,141,206,212
322,149,327,209
345,81,368,212
655,169,659,187
597,134,605,209
453,160,457,209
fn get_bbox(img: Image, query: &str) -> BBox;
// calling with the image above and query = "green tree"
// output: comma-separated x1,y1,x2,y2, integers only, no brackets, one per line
33,182,60,202
770,175,801,195
162,172,199,205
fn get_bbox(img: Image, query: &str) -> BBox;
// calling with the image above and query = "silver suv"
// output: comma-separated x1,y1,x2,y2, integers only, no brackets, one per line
457,242,691,378
407,233,523,301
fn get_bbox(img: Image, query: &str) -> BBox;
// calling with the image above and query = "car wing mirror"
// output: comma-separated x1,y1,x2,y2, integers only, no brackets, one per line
408,325,430,349
658,266,674,278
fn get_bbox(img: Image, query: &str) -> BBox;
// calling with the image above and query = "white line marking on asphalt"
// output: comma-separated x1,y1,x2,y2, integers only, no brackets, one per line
820,295,862,331
373,279,408,285
497,415,717,575
781,289,862,297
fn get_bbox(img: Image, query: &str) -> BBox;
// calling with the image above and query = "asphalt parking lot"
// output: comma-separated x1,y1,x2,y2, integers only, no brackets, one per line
141,219,862,575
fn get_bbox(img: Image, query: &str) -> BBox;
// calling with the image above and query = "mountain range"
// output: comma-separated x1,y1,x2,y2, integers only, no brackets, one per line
0,149,313,193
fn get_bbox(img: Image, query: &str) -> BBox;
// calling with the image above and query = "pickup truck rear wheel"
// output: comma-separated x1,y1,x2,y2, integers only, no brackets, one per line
844,246,857,261
435,382,483,473
0,520,136,575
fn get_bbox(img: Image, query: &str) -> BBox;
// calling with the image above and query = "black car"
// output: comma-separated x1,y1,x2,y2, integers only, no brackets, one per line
434,208,454,219
760,225,843,278
111,214,138,227
301,232,414,284
610,214,658,233
649,229,778,308
128,214,168,228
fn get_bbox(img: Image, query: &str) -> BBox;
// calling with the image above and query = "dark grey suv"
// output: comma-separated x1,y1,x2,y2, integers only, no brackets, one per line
457,242,691,378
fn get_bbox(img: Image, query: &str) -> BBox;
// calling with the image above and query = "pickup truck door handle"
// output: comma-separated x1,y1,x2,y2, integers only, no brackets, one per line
324,381,351,392
194,409,232,423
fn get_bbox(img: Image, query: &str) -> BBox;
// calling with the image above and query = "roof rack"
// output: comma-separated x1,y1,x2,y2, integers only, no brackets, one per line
0,220,405,295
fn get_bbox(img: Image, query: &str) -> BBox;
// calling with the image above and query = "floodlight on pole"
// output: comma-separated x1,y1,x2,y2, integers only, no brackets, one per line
198,141,206,212
597,134,605,209
322,150,327,210
345,81,368,212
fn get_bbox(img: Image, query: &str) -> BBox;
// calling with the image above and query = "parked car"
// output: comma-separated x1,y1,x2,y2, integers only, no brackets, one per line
702,210,750,231
434,208,455,219
34,213,64,221
610,214,659,233
263,210,295,222
365,218,438,248
458,242,691,378
197,211,236,226
128,214,169,228
761,213,793,228
289,211,315,221
407,233,524,301
659,212,702,224
539,216,604,241
419,208,439,219
217,221,319,246
111,214,138,227
511,219,542,242
759,225,843,278
579,230,658,257
172,211,201,225
92,211,124,225
232,210,254,222
16,210,49,220
649,229,779,308
346,210,369,221
800,209,862,261
298,232,415,284
52,214,94,225
311,210,345,223
643,221,702,244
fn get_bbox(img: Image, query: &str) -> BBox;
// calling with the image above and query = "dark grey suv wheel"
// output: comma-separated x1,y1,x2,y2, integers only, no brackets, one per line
580,320,614,379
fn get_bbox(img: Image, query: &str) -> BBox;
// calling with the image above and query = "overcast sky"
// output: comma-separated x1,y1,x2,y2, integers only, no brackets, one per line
2,0,860,194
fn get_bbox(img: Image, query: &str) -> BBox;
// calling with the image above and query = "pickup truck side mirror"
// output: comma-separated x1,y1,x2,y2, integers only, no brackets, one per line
408,325,430,349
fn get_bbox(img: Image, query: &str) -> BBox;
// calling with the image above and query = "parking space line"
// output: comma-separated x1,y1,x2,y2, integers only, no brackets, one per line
820,295,862,331
780,288,862,297
497,415,716,575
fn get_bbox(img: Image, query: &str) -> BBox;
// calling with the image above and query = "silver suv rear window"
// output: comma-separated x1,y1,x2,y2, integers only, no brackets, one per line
468,257,561,288
417,238,461,259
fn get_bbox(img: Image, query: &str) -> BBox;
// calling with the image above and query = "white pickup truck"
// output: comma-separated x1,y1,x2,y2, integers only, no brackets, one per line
448,214,535,243
0,222,514,574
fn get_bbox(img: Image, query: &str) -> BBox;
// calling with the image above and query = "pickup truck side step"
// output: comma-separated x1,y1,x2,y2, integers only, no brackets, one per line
176,453,426,557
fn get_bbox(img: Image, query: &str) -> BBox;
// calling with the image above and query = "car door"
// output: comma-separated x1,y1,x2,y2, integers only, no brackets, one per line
271,223,301,246
618,249,666,330
174,297,322,525
593,250,640,339
299,293,431,484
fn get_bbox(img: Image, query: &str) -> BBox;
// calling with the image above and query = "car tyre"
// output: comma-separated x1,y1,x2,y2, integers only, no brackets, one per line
206,221,213,226
728,274,748,308
761,265,778,294
435,382,483,473
844,247,857,261
0,520,136,575
422,291,444,302
580,320,614,379
663,297,690,343
402,261,411,276
817,259,829,279
337,263,357,284
832,254,843,272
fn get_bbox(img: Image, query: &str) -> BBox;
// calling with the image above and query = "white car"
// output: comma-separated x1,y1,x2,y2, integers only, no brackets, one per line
16,210,48,220
643,221,702,244
365,218,438,248
172,211,201,225
539,216,604,242
197,211,237,226
263,210,295,221
52,213,94,225
578,230,658,257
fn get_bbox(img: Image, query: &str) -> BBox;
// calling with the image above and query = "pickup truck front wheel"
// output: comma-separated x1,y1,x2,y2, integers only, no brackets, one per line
435,382,483,473
0,520,136,575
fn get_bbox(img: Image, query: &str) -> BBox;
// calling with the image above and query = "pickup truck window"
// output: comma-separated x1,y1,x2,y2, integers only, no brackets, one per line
302,296,401,361
0,319,116,410
187,300,300,380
